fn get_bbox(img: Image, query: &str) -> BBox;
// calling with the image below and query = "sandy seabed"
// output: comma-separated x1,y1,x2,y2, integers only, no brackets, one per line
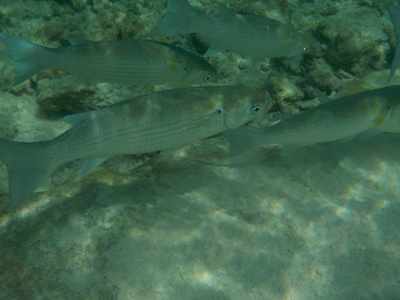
1,133,399,300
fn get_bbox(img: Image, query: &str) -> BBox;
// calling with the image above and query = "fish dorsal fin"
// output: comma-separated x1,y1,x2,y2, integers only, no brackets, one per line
78,157,108,178
314,88,331,104
204,45,221,57
216,4,234,16
66,37,92,47
62,111,93,127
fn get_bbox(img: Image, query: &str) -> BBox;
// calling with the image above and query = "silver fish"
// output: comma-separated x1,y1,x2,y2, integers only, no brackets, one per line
388,5,400,82
0,86,268,209
151,0,309,59
0,33,217,86
224,85,400,154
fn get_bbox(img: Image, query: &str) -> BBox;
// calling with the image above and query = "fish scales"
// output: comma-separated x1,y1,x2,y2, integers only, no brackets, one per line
52,41,181,82
192,15,289,53
0,86,268,209
0,34,217,85
151,0,309,59
225,85,400,154
263,94,386,145
51,94,223,160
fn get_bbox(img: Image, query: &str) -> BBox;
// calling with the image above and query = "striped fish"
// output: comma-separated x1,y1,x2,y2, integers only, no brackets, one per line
224,85,400,154
0,86,268,209
0,33,217,86
151,0,309,59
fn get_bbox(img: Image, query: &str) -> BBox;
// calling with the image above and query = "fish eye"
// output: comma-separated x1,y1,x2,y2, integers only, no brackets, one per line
183,66,189,72
251,104,262,113
303,46,309,52
204,74,211,81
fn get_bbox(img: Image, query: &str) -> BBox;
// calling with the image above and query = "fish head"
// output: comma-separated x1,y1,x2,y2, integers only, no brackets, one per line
168,45,218,84
279,27,310,56
180,58,218,85
221,87,269,129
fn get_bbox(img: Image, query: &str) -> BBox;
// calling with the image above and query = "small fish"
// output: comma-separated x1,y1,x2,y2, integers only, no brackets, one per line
151,0,309,59
0,33,217,86
0,86,268,209
388,5,400,82
224,85,400,154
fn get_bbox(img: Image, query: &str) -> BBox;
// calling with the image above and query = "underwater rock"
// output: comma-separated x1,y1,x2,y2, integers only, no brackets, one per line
314,7,389,77
36,80,152,113
265,72,305,114
306,58,342,91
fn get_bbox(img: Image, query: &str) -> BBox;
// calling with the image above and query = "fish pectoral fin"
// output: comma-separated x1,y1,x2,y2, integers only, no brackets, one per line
153,36,170,44
374,107,391,127
78,157,108,178
167,61,181,69
345,83,371,94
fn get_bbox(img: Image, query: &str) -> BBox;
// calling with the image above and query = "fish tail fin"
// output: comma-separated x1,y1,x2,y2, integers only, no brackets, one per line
0,33,51,85
0,138,54,209
150,0,197,36
387,4,400,82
